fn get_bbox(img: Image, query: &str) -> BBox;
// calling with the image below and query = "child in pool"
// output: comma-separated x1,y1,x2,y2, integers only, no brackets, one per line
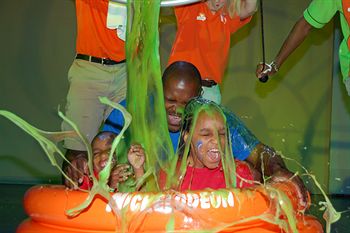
160,97,256,191
79,131,145,191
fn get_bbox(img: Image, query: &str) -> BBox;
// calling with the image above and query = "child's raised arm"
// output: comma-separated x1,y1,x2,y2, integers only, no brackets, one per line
128,144,145,179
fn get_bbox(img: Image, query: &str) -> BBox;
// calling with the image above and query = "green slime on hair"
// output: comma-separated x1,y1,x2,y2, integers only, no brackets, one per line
172,101,237,190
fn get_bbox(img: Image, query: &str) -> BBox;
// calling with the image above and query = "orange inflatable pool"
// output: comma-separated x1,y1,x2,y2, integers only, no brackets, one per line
16,182,323,233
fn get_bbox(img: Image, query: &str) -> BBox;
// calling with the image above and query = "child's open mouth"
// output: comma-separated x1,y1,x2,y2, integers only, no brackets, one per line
100,158,116,169
207,148,221,163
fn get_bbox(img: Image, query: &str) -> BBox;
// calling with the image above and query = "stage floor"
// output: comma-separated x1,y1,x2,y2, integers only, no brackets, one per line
1,184,349,233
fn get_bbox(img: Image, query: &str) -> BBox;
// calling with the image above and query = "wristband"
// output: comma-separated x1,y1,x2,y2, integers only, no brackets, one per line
270,61,279,72
259,61,279,75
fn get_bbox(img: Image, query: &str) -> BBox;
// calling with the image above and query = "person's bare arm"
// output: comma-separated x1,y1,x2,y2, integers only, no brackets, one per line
128,144,145,179
246,143,286,176
239,0,257,19
256,17,313,78
246,143,308,203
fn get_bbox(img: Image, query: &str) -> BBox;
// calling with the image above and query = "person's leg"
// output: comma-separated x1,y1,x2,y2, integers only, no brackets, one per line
201,85,222,104
104,62,127,119
61,59,126,187
62,59,112,149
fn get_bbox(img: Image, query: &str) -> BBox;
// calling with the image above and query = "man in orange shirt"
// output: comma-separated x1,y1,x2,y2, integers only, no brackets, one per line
168,0,257,103
62,0,127,188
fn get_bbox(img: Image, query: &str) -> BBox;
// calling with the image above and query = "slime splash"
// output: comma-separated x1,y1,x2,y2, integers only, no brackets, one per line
0,0,343,232
122,0,175,192
0,97,131,217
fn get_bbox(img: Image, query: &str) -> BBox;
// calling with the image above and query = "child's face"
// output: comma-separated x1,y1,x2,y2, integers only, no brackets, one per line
92,134,116,173
186,110,226,169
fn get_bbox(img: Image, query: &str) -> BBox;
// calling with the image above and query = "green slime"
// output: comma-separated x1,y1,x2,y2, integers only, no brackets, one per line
121,0,175,193
0,98,130,217
0,0,343,231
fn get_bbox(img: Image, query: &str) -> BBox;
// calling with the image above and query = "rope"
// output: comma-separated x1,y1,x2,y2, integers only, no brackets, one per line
259,0,269,83
259,0,266,65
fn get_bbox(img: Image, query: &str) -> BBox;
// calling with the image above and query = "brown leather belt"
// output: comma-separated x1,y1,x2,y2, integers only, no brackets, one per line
76,54,125,65
201,79,217,87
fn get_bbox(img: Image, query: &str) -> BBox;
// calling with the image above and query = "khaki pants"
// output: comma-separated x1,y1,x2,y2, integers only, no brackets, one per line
62,59,127,150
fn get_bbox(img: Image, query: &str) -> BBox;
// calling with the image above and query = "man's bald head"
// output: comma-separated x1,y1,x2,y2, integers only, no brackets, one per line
162,61,202,95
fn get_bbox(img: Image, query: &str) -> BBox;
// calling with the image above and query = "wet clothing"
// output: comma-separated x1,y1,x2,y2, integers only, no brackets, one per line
159,160,255,191
168,2,251,84
304,0,350,79
62,0,127,150
79,170,98,190
180,160,254,191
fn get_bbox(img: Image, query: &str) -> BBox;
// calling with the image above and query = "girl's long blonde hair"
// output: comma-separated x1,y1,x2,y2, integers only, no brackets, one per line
226,0,241,18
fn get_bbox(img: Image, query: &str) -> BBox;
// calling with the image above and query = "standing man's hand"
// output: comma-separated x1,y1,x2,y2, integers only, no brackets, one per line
255,61,279,79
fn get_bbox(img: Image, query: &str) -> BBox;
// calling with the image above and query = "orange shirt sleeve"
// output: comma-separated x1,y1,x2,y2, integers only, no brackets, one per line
229,15,252,34
174,4,191,24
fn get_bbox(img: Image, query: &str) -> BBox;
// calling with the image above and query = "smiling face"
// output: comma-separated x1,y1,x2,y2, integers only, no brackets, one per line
164,74,201,132
185,110,227,169
91,132,117,173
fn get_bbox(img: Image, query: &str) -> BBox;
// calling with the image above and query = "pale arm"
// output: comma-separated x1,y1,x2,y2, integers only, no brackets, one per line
239,0,257,19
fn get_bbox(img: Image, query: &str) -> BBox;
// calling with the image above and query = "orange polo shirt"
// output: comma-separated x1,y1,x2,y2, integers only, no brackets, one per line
168,2,251,83
75,0,125,62
342,0,350,49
